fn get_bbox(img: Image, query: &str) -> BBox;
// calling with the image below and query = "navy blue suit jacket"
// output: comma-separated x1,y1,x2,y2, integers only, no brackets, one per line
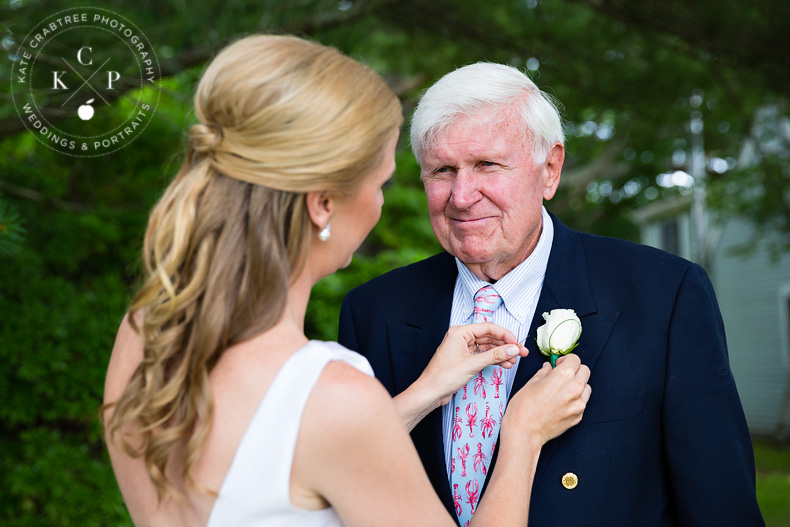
338,214,763,526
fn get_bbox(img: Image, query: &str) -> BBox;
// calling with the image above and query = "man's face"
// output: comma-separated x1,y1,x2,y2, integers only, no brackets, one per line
420,110,563,281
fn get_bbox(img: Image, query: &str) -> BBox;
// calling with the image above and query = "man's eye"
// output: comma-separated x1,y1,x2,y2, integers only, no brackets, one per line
423,166,454,180
480,161,497,167
382,179,393,190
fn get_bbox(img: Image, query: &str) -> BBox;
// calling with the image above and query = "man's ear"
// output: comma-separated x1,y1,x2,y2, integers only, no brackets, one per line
305,191,334,231
542,143,565,201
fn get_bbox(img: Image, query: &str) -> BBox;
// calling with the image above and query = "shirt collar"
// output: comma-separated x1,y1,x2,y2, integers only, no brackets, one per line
455,206,554,324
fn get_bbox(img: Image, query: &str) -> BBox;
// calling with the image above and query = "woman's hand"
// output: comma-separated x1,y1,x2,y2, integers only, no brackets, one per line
422,323,528,405
469,357,589,527
393,323,528,431
501,354,591,447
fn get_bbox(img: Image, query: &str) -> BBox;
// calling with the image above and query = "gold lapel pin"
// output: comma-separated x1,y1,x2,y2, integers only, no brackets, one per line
561,472,578,490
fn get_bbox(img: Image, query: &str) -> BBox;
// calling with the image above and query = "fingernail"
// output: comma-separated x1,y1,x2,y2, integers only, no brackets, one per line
507,345,519,356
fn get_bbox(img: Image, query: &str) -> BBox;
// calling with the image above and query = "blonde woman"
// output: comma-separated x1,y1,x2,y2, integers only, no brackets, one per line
103,35,590,527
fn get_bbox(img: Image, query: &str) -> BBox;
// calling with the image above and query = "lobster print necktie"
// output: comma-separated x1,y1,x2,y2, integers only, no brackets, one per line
450,285,504,526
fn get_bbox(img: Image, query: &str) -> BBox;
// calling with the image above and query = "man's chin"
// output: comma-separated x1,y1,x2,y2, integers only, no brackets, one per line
442,234,491,260
448,247,495,266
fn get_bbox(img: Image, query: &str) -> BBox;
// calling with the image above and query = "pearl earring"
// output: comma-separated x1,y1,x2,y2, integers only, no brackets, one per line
318,222,331,242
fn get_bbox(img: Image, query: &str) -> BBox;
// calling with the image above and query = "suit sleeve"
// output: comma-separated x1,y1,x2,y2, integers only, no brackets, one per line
662,263,764,525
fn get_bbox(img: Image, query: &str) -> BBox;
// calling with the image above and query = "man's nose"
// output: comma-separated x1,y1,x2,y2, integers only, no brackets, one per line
449,169,481,210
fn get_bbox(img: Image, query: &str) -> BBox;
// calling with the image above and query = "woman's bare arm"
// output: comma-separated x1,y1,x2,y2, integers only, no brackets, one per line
292,353,590,527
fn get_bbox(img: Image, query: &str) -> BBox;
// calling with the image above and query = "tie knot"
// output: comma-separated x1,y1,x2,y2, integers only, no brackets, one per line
473,286,502,323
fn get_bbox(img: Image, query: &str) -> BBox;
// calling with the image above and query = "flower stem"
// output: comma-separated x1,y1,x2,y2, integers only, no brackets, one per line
550,354,558,368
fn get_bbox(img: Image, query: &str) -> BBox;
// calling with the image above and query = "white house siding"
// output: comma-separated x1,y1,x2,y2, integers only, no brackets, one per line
710,218,790,436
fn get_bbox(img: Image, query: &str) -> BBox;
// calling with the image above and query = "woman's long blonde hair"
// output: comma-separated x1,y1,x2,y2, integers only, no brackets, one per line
104,34,403,500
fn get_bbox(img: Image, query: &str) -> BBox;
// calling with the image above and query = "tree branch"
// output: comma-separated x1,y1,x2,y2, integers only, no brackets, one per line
569,0,790,94
0,180,88,212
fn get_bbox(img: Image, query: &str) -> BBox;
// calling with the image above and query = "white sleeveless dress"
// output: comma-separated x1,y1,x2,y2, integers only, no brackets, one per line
207,340,374,527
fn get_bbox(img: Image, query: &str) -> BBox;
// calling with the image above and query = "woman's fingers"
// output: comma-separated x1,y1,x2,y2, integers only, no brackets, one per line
554,353,581,370
462,343,520,373
425,322,531,405
532,361,551,379
462,322,520,345
505,354,591,443
455,323,528,358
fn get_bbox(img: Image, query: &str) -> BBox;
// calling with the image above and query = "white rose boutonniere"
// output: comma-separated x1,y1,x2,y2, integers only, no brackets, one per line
536,308,582,367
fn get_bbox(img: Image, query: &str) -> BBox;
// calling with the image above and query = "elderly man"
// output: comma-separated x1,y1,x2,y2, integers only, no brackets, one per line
338,63,763,526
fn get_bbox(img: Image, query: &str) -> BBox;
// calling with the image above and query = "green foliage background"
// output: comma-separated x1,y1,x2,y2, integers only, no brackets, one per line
1,0,788,524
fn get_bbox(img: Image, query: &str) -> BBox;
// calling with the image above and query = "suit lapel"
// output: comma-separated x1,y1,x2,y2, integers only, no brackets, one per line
387,253,457,394
511,214,620,485
386,252,458,514
514,214,605,388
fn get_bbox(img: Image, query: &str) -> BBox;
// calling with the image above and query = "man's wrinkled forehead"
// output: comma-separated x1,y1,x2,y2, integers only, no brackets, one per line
418,107,531,166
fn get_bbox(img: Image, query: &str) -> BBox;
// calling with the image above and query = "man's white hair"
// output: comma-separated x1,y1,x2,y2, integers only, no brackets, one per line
410,62,564,166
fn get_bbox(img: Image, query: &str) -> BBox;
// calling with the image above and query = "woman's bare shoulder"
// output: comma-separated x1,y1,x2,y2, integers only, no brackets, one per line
292,356,454,526
312,360,394,421
103,312,144,407
297,358,410,478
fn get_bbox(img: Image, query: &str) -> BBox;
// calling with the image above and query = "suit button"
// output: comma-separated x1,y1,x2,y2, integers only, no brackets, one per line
561,472,578,489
